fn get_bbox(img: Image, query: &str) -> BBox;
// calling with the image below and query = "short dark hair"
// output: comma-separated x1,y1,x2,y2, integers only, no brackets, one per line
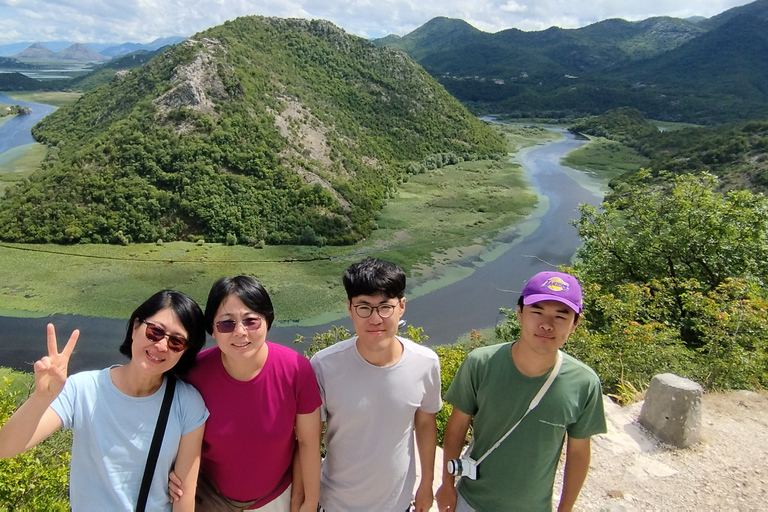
517,296,580,324
119,290,206,376
343,257,406,300
205,276,275,334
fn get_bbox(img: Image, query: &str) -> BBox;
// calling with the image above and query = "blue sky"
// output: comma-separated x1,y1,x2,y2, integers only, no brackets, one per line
0,0,756,44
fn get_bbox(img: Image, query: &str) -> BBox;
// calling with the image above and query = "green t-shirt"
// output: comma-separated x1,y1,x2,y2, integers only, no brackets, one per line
445,342,607,511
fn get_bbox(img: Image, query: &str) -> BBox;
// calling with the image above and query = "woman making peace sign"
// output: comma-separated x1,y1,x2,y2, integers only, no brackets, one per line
0,290,209,511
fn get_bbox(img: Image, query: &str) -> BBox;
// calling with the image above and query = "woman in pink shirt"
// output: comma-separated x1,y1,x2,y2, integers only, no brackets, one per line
171,276,321,512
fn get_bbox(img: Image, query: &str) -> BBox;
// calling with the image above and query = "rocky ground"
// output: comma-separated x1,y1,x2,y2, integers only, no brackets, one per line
423,390,768,511
558,390,768,511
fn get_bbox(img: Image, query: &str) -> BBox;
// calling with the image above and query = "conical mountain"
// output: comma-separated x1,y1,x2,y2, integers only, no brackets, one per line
55,43,110,62
0,16,504,245
14,43,56,60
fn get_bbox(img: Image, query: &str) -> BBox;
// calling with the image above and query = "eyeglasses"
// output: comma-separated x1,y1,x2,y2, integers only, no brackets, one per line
142,320,187,353
352,303,399,319
215,317,263,334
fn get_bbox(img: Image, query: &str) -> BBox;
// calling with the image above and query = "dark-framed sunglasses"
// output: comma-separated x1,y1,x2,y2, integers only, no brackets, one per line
142,320,187,353
215,317,263,334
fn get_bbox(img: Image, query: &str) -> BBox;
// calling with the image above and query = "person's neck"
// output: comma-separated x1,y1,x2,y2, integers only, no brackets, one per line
356,336,403,367
110,364,164,397
510,341,559,378
221,343,269,381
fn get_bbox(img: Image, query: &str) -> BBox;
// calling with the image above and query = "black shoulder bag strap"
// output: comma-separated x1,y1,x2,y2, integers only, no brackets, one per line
136,374,177,512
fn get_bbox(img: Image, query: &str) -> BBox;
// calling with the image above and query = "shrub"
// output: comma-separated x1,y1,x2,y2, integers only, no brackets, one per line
432,344,468,444
0,378,71,511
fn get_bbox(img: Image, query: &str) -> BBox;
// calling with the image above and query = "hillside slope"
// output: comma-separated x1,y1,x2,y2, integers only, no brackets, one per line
0,16,504,245
375,1,768,123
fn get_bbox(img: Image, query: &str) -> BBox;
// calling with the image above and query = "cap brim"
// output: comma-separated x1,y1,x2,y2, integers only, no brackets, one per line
523,294,581,314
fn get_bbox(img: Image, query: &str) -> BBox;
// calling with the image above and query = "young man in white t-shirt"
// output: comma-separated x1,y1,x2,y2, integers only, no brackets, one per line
310,257,442,512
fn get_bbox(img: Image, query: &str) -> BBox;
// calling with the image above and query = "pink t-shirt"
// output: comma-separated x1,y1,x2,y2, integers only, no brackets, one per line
186,343,321,506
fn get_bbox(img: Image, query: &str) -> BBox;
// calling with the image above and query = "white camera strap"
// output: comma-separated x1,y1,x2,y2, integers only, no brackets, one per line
474,349,563,466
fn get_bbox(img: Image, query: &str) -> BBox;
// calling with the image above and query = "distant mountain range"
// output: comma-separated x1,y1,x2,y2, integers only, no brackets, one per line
374,0,768,124
0,36,186,61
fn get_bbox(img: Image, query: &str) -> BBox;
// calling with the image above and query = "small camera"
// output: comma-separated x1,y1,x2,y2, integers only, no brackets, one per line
446,457,478,480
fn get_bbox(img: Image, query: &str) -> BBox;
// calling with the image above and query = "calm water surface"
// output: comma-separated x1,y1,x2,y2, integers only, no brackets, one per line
0,92,56,154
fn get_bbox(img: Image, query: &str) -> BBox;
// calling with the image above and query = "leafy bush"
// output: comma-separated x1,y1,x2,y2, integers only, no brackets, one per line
0,377,71,511
559,172,768,393
432,345,468,444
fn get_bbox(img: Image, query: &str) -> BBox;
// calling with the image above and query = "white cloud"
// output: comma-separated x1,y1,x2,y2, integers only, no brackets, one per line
500,1,528,14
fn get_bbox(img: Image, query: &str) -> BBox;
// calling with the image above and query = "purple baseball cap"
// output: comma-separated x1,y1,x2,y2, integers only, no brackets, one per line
521,271,583,314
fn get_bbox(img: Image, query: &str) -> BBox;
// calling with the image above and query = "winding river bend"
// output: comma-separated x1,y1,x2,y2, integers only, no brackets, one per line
0,93,56,154
0,126,602,373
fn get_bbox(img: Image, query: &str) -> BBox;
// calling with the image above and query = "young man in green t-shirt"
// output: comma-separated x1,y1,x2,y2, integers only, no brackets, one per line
436,271,607,511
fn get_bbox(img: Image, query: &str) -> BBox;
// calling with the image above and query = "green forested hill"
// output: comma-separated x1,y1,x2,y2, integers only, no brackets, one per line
375,0,768,123
0,16,504,245
376,16,703,78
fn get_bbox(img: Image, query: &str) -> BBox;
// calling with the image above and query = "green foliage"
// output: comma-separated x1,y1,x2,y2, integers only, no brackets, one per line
682,279,768,389
567,172,768,393
295,325,354,359
2,105,31,116
0,16,504,247
494,307,521,342
432,344,468,445
402,325,428,344
570,107,659,146
564,282,693,393
574,172,768,302
0,380,71,511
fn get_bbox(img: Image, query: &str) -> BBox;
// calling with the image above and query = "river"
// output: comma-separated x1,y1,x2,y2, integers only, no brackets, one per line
0,93,56,154
0,124,602,374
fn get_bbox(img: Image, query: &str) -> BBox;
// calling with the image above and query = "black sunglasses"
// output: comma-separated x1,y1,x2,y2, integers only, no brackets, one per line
142,320,187,353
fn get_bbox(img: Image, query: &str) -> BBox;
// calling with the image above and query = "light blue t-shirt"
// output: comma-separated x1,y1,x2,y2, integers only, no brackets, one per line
50,367,209,511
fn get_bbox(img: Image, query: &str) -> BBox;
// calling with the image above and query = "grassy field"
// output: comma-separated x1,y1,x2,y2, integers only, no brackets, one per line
652,120,702,132
0,125,547,322
3,91,82,108
493,123,564,152
562,136,651,182
0,142,47,196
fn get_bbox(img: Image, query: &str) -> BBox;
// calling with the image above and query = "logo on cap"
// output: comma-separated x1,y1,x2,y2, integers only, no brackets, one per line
542,277,569,293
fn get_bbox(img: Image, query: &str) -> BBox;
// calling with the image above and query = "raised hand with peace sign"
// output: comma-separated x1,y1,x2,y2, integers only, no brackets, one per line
33,323,80,399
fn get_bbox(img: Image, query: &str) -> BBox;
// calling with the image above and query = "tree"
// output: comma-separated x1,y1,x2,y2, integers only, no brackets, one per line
563,171,768,391
573,172,768,322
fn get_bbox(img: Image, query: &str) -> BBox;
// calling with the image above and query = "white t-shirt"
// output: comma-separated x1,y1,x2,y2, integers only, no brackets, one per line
311,336,442,512
50,367,209,511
